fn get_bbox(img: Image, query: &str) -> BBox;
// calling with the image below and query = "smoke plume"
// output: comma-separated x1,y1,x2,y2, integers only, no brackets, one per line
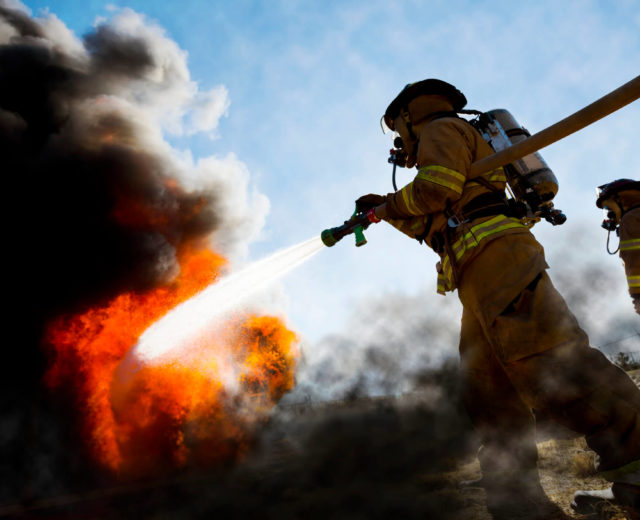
2,3,267,317
1,1,268,502
545,225,640,354
286,292,462,403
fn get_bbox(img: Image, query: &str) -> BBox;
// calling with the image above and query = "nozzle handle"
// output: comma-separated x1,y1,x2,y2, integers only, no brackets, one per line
352,205,367,247
354,225,367,247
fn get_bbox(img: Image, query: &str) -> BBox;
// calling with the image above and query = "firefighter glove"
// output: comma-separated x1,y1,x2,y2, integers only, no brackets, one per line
356,194,386,213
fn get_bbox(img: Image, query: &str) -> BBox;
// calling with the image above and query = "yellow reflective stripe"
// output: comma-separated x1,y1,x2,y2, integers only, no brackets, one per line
620,239,640,251
451,216,526,261
485,168,507,183
417,165,465,194
628,275,640,288
437,215,526,294
437,257,454,294
399,184,422,215
468,167,506,185
443,256,453,280
461,220,525,248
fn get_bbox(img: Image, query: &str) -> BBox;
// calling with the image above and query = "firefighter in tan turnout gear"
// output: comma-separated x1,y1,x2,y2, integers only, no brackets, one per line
596,179,640,315
356,79,640,519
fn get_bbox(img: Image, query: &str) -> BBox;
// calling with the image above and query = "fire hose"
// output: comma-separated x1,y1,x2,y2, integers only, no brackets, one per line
321,74,640,247
469,74,640,177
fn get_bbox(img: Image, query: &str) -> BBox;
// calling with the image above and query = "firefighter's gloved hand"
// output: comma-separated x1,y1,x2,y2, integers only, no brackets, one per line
356,194,386,213
633,296,640,315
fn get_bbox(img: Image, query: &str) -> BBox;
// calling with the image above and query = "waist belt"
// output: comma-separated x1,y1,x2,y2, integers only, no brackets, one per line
429,192,517,252
460,191,513,222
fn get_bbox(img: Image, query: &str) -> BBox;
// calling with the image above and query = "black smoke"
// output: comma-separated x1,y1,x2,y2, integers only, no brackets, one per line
0,361,480,520
1,4,222,320
0,2,249,503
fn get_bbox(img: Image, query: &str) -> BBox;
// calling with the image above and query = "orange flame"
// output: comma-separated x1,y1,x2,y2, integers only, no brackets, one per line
44,248,299,476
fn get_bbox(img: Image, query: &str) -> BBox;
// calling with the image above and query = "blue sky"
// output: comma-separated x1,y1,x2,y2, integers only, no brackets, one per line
17,0,640,355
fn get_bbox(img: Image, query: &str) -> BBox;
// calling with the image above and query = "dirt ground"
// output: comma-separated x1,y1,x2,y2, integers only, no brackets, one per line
2,368,638,519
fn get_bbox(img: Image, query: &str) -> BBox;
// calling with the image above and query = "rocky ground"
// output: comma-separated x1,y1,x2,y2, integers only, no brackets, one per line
2,368,638,519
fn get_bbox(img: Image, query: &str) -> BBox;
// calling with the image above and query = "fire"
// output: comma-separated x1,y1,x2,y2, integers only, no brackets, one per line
44,248,299,476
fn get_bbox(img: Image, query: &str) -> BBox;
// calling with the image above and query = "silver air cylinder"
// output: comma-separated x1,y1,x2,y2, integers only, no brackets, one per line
477,109,559,203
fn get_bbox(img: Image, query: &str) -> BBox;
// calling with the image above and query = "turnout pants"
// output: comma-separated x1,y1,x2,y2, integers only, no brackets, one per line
459,271,640,485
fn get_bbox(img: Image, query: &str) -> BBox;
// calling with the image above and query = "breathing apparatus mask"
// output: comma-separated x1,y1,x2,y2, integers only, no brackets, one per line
598,200,621,233
381,120,412,191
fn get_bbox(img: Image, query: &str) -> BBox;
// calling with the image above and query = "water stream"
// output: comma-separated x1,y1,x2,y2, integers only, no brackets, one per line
133,236,324,362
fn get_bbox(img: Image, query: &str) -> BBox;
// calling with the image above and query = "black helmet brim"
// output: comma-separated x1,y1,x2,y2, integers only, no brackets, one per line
596,179,640,207
384,79,467,130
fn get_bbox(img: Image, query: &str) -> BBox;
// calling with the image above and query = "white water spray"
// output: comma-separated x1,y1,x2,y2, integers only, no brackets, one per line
133,236,324,362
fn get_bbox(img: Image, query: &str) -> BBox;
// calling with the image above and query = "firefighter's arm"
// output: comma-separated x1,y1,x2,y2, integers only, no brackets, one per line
374,207,432,240
384,120,472,220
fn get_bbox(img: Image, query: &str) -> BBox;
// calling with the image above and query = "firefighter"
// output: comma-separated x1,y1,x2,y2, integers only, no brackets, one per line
356,79,640,519
596,178,640,315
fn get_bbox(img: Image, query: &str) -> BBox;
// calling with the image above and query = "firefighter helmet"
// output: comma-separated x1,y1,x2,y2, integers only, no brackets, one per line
596,179,640,208
383,79,467,131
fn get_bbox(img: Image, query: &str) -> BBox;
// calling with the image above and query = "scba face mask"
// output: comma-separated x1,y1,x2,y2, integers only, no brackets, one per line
392,114,418,169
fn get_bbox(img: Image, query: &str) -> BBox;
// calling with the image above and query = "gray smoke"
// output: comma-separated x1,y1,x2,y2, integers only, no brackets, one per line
0,1,267,503
546,225,640,354
284,290,462,403
285,224,638,405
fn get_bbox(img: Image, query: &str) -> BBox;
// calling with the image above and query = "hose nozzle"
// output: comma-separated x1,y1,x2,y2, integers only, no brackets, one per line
321,211,370,247
320,228,339,247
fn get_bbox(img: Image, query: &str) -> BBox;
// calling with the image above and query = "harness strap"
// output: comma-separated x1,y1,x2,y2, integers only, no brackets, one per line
414,214,434,244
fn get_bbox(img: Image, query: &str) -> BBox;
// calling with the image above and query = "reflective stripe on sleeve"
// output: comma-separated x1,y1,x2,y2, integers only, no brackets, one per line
398,184,423,216
417,165,466,194
484,168,507,183
468,167,507,186
620,238,640,251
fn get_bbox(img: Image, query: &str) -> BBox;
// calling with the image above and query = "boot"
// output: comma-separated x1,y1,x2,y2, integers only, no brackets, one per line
571,483,640,518
473,443,566,519
485,478,567,520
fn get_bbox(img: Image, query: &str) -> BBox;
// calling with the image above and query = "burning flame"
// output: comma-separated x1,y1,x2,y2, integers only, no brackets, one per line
44,248,299,476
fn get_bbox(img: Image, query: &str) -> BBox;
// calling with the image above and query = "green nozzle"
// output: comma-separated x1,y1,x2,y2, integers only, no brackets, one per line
354,226,367,247
321,207,370,248
321,228,338,247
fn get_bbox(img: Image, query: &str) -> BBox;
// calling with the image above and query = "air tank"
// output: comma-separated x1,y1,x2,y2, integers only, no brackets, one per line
476,109,559,203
